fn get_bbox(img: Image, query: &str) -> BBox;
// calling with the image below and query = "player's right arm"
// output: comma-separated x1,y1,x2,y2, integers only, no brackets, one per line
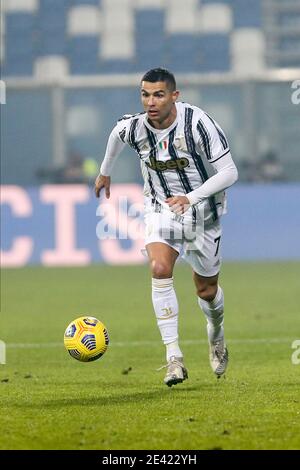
94,121,128,198
94,174,111,199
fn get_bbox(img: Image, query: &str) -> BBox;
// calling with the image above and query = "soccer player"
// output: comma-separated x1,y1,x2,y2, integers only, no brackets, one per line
95,68,238,387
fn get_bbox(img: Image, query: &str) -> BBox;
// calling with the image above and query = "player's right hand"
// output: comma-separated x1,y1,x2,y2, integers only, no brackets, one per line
94,174,111,199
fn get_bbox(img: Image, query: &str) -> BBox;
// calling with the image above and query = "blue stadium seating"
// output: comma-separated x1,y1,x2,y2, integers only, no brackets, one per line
35,2,68,60
279,12,300,27
4,13,35,76
5,12,36,33
135,9,165,32
197,34,231,72
99,60,135,75
2,0,296,78
37,33,67,56
232,0,262,28
200,0,232,4
2,57,34,77
70,0,102,5
40,0,69,11
165,35,198,73
135,10,165,71
280,37,300,52
38,1,67,30
69,36,100,75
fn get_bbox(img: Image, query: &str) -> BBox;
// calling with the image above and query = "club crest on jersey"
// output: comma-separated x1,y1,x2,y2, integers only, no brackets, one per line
174,136,187,151
146,156,189,172
158,140,168,150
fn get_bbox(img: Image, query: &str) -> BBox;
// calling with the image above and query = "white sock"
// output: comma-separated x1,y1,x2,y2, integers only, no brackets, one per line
166,341,182,361
198,285,224,343
152,277,183,360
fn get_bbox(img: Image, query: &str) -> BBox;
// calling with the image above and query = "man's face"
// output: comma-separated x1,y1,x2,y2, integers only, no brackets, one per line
141,81,179,125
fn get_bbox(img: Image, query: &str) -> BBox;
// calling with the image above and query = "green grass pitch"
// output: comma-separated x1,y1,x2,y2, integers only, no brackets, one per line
1,262,299,450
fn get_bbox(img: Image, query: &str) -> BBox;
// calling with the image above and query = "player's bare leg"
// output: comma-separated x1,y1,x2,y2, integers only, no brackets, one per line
146,242,188,386
193,271,228,378
146,242,178,279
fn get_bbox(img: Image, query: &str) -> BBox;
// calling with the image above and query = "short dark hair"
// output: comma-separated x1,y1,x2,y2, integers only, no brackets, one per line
141,68,176,91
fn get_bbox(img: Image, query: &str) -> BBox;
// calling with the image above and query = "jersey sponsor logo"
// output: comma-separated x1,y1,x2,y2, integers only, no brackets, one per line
146,156,190,172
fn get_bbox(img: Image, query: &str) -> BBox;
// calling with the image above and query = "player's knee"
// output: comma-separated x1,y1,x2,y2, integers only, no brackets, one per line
150,259,172,279
196,284,218,302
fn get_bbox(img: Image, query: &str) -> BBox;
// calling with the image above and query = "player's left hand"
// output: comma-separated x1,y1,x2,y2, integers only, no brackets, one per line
165,196,190,215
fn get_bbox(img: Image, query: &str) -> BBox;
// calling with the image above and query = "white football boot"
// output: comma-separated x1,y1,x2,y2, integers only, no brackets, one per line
160,356,188,387
209,339,228,378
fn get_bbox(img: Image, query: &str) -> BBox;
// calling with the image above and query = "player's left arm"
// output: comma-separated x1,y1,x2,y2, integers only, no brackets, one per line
167,114,238,213
185,151,238,206
166,155,237,214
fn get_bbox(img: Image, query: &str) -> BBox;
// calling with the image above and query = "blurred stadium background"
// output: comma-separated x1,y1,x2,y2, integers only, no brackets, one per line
1,0,300,266
1,0,300,452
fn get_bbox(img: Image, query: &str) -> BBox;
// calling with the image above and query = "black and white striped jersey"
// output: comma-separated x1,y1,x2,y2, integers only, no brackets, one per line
101,101,235,224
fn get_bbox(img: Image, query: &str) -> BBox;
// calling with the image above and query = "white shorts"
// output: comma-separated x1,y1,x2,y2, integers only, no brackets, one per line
144,210,222,277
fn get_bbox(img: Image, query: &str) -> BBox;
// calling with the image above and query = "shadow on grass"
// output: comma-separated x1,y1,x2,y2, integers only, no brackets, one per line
16,383,218,409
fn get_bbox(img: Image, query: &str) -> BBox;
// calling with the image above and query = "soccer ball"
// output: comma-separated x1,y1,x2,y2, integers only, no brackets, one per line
64,316,109,362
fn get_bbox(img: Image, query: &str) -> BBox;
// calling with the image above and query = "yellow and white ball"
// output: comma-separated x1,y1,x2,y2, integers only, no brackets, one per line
64,316,109,362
